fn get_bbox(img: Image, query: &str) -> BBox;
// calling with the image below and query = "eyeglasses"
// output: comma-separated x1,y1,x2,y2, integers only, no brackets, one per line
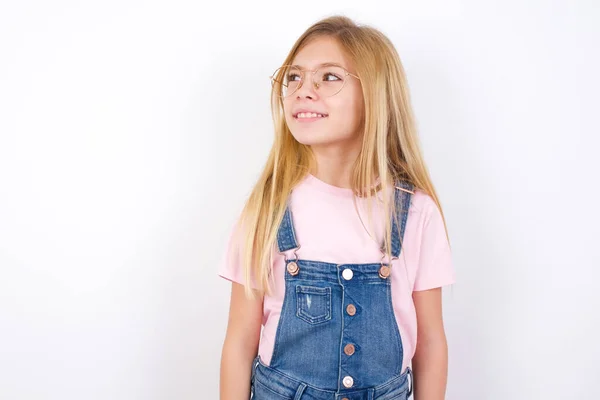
270,64,360,98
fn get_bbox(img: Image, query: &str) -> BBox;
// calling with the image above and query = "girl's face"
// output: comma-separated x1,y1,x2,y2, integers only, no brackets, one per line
283,37,364,152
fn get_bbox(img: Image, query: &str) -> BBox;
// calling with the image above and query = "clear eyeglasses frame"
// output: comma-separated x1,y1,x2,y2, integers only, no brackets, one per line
269,64,361,98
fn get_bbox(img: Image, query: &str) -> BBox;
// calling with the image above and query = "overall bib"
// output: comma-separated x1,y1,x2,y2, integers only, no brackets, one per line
251,181,415,400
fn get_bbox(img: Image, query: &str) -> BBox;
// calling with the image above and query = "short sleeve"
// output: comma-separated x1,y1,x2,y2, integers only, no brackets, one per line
413,198,456,291
217,220,257,289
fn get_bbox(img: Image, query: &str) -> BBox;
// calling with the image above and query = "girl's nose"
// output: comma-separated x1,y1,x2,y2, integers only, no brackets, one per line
295,74,320,99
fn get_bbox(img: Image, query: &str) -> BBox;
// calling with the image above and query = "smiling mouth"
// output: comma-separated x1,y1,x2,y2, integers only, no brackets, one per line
294,112,329,121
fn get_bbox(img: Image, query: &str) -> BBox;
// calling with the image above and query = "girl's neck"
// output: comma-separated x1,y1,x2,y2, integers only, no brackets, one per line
309,146,358,189
310,165,354,189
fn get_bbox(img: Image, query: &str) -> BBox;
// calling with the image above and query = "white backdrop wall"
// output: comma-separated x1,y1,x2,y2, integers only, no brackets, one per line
1,1,598,399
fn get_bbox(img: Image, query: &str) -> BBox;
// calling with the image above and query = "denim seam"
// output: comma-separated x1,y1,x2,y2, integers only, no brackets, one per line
378,386,408,400
293,383,307,400
387,281,403,376
257,358,337,395
253,377,292,399
375,374,409,392
269,277,292,367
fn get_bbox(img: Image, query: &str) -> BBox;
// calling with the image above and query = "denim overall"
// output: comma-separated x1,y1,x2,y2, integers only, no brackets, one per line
251,181,414,400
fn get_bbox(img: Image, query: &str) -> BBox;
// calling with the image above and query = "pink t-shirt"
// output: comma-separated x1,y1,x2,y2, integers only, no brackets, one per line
218,174,455,372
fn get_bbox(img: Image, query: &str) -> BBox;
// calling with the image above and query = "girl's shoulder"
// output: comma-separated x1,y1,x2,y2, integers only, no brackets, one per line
409,188,439,217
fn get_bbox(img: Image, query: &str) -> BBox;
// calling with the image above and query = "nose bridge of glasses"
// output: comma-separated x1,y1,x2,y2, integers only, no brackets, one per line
297,69,322,95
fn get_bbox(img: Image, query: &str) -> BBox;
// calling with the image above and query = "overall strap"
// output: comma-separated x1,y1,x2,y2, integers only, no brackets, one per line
276,206,299,253
389,181,415,259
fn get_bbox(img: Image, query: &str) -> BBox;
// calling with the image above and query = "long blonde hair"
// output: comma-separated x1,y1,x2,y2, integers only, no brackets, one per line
237,15,449,297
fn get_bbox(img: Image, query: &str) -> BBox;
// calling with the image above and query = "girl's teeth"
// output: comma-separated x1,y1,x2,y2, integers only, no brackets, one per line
298,112,325,118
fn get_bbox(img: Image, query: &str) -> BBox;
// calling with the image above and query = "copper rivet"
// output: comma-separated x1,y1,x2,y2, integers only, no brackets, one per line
346,304,356,316
287,262,299,276
344,343,355,356
379,265,391,279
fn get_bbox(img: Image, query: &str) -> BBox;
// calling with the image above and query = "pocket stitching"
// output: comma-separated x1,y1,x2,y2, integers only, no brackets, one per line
295,285,331,324
253,378,291,399
379,384,408,400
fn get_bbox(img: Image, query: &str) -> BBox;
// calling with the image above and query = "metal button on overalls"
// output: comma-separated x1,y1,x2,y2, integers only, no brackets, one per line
344,344,355,356
343,375,354,388
346,304,356,316
379,265,391,279
287,261,299,275
342,268,353,280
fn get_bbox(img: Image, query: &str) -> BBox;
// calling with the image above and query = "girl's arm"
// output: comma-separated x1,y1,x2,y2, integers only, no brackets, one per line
220,282,263,400
412,287,448,400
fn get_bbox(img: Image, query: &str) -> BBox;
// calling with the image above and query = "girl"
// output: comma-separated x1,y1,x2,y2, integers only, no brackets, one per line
219,15,455,400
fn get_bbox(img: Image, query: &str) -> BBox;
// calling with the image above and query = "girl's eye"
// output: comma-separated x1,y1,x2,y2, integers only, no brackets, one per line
323,73,341,81
287,73,301,81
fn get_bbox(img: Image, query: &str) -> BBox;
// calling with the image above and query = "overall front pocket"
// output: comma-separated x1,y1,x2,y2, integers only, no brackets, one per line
295,285,332,324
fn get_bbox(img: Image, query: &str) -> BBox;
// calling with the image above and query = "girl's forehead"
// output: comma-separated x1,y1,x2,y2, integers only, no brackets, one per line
291,37,353,70
288,62,349,70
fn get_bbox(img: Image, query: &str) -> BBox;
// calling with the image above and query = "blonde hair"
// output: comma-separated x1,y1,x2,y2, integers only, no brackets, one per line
237,15,449,298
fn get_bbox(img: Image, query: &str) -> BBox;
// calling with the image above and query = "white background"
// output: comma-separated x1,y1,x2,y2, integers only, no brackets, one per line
1,1,598,399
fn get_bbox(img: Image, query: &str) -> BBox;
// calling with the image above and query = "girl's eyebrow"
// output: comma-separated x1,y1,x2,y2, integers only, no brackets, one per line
290,62,346,69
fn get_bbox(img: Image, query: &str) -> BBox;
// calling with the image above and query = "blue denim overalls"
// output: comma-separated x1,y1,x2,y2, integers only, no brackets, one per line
250,181,415,400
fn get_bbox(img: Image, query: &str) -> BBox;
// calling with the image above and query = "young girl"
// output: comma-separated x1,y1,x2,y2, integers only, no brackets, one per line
219,15,455,400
